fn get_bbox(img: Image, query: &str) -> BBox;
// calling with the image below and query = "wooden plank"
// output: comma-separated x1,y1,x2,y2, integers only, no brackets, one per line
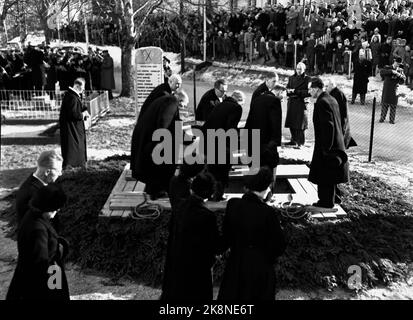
100,168,129,217
276,165,309,178
123,181,137,192
133,182,146,192
110,210,125,217
297,178,318,202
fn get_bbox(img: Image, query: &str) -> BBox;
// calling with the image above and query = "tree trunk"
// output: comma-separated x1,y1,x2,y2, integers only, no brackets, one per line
180,0,185,74
121,41,134,97
40,17,51,44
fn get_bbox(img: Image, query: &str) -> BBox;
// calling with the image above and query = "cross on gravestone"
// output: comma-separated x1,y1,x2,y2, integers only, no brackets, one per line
134,47,164,119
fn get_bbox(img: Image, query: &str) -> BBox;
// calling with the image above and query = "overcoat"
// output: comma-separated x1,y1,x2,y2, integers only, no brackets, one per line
329,87,357,149
161,194,220,301
251,82,270,102
285,73,310,130
380,65,406,106
308,92,349,185
100,55,115,90
6,209,70,300
217,192,286,301
352,59,372,94
245,92,282,169
130,95,180,186
195,88,221,121
138,82,172,120
15,174,44,227
59,88,87,168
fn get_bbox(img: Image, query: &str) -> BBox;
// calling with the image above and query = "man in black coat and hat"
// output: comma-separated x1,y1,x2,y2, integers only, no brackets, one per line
202,90,245,201
351,49,372,105
138,74,182,120
59,78,90,170
130,91,189,200
308,77,349,209
195,79,228,121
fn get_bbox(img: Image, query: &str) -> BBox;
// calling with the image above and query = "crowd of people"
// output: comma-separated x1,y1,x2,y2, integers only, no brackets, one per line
0,44,115,98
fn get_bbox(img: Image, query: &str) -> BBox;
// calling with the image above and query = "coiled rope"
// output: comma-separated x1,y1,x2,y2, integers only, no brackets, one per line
130,193,163,220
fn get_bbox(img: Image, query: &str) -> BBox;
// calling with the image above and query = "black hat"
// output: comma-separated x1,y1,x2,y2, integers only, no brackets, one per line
30,183,67,213
310,77,324,89
244,167,274,192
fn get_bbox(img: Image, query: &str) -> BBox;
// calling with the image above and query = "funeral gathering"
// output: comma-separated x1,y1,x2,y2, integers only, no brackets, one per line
0,0,413,307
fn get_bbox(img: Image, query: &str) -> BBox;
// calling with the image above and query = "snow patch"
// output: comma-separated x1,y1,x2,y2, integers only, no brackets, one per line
104,118,135,128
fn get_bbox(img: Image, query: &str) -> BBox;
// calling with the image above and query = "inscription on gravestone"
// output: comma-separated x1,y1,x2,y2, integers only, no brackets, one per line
134,47,164,118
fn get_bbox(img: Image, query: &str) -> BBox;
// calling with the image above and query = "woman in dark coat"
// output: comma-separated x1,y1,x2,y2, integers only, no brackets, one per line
7,183,70,300
370,35,381,76
285,62,310,147
161,172,221,301
218,167,286,301
59,78,88,169
351,50,372,105
100,51,115,99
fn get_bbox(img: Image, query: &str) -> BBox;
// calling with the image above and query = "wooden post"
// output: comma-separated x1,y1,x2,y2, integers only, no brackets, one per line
193,66,197,115
368,97,376,162
348,51,352,79
294,41,297,69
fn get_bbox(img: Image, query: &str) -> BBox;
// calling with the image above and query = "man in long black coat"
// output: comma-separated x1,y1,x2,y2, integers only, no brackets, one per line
218,167,286,301
161,172,221,301
285,62,310,147
138,74,182,120
202,91,245,201
130,91,189,199
308,78,349,208
195,79,227,121
251,71,279,102
351,49,372,105
7,183,70,300
15,150,63,227
244,89,283,170
59,78,89,169
326,79,357,150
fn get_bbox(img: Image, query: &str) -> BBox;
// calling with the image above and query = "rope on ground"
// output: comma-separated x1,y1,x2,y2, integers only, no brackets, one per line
130,193,163,220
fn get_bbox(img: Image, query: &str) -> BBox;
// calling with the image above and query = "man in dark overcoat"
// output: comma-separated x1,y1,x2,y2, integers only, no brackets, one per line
285,62,310,147
138,74,182,120
202,91,245,201
251,71,279,102
218,167,286,301
308,77,349,208
351,49,372,105
100,50,115,99
379,57,406,124
7,183,70,300
59,78,89,170
195,79,228,121
244,88,283,170
130,91,189,199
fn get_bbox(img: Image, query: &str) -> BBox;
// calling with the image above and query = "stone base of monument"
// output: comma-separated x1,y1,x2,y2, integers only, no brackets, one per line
100,163,347,220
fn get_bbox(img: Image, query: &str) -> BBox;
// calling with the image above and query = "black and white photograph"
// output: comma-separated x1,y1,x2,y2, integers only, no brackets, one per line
0,0,413,310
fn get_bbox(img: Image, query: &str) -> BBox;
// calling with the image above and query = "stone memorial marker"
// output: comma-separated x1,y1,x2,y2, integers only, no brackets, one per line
134,46,164,119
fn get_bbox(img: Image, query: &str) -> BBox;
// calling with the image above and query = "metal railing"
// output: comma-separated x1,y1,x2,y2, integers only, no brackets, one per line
0,90,109,124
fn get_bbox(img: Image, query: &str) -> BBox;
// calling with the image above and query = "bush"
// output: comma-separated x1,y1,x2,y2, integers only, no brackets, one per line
2,156,413,290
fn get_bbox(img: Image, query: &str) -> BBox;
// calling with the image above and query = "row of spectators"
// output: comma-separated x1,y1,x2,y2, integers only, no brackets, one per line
0,44,115,98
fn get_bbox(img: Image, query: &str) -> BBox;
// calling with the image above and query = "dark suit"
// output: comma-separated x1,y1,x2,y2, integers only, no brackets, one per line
138,82,172,120
59,88,87,169
15,174,44,227
308,92,349,208
218,192,286,301
330,87,357,149
244,92,281,169
7,210,70,300
195,88,221,121
380,65,406,123
161,194,221,301
130,95,181,195
202,96,242,190
251,82,270,102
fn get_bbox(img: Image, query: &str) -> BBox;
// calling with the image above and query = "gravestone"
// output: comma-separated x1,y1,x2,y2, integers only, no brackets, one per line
134,47,164,119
